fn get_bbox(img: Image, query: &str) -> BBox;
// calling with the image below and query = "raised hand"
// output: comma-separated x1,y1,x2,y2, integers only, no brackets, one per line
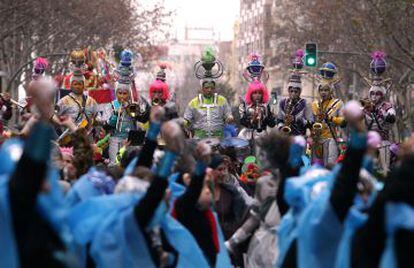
27,78,56,121
161,121,185,154
343,100,364,132
194,141,212,164
150,105,165,122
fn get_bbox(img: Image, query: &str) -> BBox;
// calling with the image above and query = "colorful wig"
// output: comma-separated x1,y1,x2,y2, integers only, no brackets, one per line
149,80,169,101
33,57,49,71
245,81,269,105
32,57,49,80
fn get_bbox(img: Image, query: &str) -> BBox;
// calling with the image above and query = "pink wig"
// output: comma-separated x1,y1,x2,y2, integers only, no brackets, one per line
149,80,169,101
245,81,269,105
34,57,49,70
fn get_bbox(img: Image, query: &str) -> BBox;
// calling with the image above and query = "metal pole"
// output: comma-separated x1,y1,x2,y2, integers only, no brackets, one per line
312,68,315,100
318,50,369,56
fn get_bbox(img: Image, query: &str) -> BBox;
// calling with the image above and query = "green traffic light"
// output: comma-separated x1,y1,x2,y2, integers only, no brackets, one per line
307,57,316,66
305,42,318,67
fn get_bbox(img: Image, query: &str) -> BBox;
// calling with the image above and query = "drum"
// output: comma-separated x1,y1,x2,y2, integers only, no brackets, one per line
219,137,251,162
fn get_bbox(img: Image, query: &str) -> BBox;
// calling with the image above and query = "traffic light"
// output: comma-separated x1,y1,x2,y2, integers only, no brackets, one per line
305,43,317,67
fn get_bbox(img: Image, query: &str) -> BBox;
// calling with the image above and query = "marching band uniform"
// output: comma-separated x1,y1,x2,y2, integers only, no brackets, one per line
57,71,97,125
311,63,345,167
106,50,150,163
362,52,396,176
277,73,311,136
238,80,275,140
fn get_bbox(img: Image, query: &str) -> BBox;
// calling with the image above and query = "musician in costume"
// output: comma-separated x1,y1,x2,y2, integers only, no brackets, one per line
57,70,98,125
63,50,87,90
238,53,275,140
277,74,310,136
362,51,396,176
311,62,345,167
277,50,311,136
149,64,170,107
184,48,233,139
238,80,275,139
106,50,150,163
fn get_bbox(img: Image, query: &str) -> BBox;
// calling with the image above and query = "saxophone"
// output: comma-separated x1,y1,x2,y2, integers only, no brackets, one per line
281,98,295,134
312,100,324,141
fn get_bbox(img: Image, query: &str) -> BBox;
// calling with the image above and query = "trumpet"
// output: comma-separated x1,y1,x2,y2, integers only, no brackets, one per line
360,98,373,111
152,98,161,106
126,103,139,118
281,125,292,134
254,100,263,131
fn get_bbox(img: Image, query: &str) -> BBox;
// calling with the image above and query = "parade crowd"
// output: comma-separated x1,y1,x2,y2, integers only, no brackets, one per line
0,47,412,268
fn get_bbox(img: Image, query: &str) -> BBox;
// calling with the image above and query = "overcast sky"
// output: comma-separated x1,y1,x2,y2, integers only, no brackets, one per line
163,0,240,41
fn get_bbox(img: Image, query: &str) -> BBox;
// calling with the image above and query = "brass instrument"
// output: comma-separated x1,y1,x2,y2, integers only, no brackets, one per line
126,86,141,118
115,103,125,131
57,118,89,145
126,102,139,118
254,100,263,131
152,98,161,106
281,98,295,134
360,98,374,111
312,100,324,140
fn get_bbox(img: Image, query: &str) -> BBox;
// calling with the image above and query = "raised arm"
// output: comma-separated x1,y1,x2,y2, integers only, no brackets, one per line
329,101,366,223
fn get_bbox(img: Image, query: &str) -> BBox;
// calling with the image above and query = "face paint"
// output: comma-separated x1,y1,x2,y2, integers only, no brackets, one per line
369,90,383,104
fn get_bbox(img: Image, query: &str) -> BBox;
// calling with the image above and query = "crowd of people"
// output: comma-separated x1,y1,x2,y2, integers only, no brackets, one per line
0,46,412,268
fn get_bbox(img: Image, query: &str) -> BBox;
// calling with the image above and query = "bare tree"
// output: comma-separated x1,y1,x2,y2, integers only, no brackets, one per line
269,0,414,139
0,0,171,96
